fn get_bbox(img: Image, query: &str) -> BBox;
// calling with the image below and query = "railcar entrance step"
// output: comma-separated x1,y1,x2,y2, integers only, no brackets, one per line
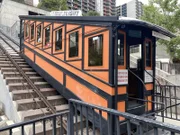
127,101,145,115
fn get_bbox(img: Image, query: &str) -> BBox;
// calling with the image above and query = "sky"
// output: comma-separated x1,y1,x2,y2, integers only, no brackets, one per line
116,0,149,6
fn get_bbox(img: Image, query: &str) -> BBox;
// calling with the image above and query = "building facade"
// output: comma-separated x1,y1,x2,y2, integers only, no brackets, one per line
116,0,143,19
8,0,116,16
67,0,99,15
31,0,115,16
103,0,116,16
67,0,115,16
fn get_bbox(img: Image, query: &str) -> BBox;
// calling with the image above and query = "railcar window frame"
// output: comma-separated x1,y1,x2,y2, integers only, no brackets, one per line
55,28,63,51
36,23,43,44
88,34,103,67
69,31,79,58
145,41,152,67
44,25,52,48
30,23,35,41
118,34,125,66
24,22,29,39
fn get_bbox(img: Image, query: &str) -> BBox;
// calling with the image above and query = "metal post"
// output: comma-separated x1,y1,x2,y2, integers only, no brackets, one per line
20,19,22,52
114,27,118,135
161,86,164,123
68,102,74,135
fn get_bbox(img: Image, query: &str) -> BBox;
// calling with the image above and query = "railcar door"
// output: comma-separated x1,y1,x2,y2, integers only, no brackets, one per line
116,28,154,115
126,29,145,115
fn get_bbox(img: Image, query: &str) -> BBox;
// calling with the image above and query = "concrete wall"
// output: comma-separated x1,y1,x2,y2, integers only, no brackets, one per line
0,73,21,123
0,0,49,27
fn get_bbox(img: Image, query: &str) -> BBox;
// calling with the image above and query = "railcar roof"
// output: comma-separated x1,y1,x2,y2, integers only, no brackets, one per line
19,15,175,38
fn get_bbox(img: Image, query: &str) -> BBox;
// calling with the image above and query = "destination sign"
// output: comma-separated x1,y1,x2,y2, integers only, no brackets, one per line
152,31,171,41
50,10,82,16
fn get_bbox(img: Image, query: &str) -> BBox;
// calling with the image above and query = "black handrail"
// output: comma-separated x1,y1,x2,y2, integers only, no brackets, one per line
144,69,163,92
128,68,166,117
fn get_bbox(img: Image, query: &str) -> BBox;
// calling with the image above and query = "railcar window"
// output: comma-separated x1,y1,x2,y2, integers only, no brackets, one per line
118,34,124,65
37,25,42,43
25,24,29,38
146,42,152,67
31,24,34,40
55,28,62,51
88,35,103,66
45,26,51,47
69,31,79,57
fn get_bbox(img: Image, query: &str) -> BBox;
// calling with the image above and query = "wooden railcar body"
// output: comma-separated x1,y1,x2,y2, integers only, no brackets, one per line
19,16,174,120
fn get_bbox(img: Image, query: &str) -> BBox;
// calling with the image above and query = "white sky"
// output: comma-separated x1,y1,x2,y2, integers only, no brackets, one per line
116,0,149,6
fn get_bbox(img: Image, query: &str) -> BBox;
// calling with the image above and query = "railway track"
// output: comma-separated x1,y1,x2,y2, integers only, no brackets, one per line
0,32,70,134
0,32,98,135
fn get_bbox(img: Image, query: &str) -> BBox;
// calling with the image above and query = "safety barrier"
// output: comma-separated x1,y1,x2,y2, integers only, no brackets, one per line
0,99,180,134
156,85,180,121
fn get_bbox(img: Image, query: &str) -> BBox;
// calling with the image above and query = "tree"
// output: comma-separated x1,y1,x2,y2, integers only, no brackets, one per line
83,11,100,16
38,0,68,11
141,0,180,63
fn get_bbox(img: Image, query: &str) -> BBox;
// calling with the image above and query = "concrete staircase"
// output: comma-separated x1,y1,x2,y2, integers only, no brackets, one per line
0,54,69,134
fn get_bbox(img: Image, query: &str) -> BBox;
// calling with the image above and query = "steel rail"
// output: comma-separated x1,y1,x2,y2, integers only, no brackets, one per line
0,43,57,113
0,32,68,131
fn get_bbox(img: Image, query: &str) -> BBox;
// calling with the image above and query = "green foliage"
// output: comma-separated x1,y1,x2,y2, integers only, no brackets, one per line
38,0,68,11
141,0,180,62
83,11,100,16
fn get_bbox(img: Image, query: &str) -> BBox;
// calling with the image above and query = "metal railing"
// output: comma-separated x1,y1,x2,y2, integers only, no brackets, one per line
69,99,180,135
0,99,180,134
156,85,180,121
156,62,180,75
130,54,177,85
0,21,20,43
0,111,68,135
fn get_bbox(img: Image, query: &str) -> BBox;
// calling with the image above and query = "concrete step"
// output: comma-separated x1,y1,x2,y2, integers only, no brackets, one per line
14,95,67,111
0,61,27,65
0,58,9,61
0,120,20,135
11,88,57,100
74,128,100,135
0,64,30,68
25,122,65,135
19,104,69,121
6,76,44,85
1,68,33,73
3,72,39,78
8,82,51,91
12,58,25,62
0,115,8,122
0,55,22,59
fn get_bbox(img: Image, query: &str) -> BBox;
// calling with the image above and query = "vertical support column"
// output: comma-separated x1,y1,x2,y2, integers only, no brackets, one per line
20,19,23,52
68,101,74,135
113,27,118,135
152,37,156,112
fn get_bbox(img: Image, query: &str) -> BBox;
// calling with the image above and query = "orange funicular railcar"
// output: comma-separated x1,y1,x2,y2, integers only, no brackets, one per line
19,15,174,126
